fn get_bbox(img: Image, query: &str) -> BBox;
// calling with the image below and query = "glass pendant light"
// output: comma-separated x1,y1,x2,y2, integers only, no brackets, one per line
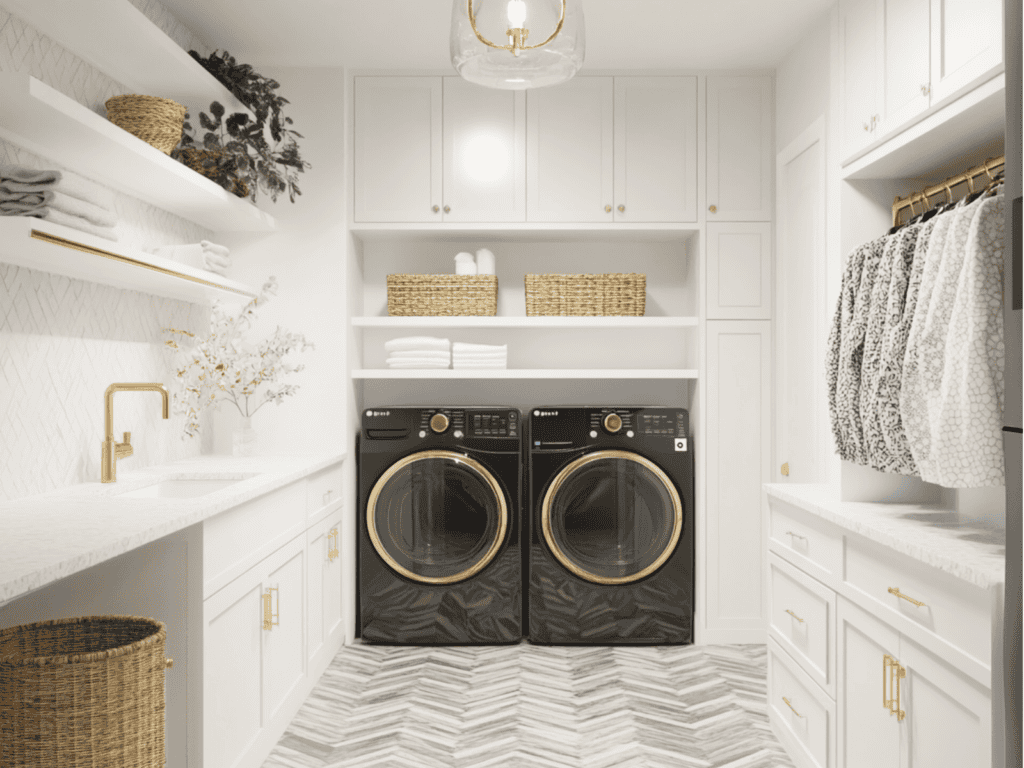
451,0,585,90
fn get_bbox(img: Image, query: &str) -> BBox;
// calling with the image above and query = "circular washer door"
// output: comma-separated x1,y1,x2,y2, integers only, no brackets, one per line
541,450,682,585
367,450,509,585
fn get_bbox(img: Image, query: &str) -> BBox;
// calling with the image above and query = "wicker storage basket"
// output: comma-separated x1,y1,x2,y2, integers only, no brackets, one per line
0,616,172,768
105,95,187,155
387,274,498,316
177,147,250,198
525,273,646,316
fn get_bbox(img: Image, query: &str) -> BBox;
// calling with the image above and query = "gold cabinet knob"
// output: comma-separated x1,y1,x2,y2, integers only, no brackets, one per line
603,413,623,433
605,204,612,213
708,205,717,213
430,413,450,433
781,462,789,476
617,204,625,213
432,205,440,213
443,205,451,214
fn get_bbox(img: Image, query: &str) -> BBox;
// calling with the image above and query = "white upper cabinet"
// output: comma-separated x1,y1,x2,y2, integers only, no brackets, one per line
706,77,773,222
929,0,1003,102
443,78,525,223
840,0,881,159
706,223,772,319
526,77,614,223
878,0,932,135
354,77,442,223
613,76,698,223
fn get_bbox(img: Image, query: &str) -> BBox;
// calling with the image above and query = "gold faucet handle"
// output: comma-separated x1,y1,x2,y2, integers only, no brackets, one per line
116,432,134,458
123,431,132,445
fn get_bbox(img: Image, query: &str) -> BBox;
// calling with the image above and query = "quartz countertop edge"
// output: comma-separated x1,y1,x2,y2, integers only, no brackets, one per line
0,453,347,606
764,483,1006,590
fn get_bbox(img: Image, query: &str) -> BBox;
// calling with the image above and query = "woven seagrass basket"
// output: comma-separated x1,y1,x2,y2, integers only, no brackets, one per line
387,274,498,316
177,147,250,198
525,273,646,316
105,94,187,155
0,615,172,768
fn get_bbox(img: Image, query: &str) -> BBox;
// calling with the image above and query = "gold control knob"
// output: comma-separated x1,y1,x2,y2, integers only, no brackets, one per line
430,413,450,433
603,413,623,433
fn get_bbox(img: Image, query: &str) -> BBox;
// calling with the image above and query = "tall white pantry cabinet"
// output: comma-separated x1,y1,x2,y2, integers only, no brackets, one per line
350,72,774,643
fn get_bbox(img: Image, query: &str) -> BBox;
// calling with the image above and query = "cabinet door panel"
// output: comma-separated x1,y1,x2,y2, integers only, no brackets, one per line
837,598,901,768
840,0,880,159
706,321,771,633
706,223,772,319
527,77,614,222
929,0,1003,102
706,77,773,221
307,527,326,665
324,525,344,644
614,77,697,222
263,538,306,724
879,0,932,133
354,77,442,222
443,77,525,223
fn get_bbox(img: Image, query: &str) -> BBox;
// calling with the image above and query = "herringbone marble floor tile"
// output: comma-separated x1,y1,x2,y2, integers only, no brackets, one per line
261,644,795,768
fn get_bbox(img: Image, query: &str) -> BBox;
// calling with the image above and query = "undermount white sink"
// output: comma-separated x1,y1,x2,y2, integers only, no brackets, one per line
118,477,251,500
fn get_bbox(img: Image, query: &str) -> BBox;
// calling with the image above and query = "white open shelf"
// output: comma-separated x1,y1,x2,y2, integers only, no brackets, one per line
351,316,698,328
353,369,698,380
0,216,258,305
0,74,275,233
350,223,701,243
0,0,251,117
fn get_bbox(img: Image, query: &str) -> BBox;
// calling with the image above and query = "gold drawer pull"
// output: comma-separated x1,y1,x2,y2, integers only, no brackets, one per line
785,609,804,623
782,696,803,717
883,654,906,721
328,527,340,562
263,586,279,631
785,530,807,541
888,586,926,607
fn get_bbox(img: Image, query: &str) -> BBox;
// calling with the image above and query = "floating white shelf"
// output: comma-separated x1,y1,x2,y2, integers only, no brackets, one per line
0,0,251,117
349,223,701,243
0,74,275,233
351,316,698,328
0,217,258,305
353,369,698,380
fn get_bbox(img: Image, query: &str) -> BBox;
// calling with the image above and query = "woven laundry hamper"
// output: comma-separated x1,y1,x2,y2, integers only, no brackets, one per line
524,273,646,316
387,274,498,316
105,95,187,155
0,615,172,768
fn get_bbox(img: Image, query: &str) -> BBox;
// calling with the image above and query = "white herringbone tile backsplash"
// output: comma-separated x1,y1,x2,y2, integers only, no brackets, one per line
0,3,217,501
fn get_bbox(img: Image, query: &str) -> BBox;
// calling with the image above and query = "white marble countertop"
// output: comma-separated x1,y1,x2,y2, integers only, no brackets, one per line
0,453,347,605
764,483,1006,589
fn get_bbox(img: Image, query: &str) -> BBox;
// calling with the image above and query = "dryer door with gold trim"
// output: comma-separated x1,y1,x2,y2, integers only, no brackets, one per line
367,450,509,585
542,450,682,585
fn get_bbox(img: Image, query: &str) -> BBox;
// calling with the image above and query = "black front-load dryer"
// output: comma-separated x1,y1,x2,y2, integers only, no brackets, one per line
358,406,521,644
527,407,694,644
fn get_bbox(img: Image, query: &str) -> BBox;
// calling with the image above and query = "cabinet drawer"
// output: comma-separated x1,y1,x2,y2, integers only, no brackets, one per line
768,637,835,768
844,534,992,668
768,552,836,697
306,463,344,524
768,496,843,581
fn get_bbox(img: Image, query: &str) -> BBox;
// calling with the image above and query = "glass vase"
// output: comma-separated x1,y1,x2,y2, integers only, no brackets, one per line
233,415,258,457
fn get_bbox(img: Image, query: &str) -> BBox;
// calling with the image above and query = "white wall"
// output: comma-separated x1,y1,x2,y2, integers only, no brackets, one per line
213,67,348,456
775,9,833,152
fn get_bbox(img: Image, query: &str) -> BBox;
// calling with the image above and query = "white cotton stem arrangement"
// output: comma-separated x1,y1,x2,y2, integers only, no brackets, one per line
164,277,314,438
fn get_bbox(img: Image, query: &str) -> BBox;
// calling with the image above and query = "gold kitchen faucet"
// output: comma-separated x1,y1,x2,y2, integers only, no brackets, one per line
101,383,169,483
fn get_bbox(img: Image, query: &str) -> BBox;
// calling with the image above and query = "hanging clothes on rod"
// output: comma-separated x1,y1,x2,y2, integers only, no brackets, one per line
827,156,1006,488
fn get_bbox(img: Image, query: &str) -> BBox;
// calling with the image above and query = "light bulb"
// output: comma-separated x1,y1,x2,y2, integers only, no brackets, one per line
506,0,527,28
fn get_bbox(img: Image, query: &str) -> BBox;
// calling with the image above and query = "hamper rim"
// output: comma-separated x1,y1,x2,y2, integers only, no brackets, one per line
0,615,167,668
105,94,186,111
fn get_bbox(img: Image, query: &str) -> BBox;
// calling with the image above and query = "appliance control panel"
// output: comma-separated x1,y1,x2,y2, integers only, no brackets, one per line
469,409,519,438
639,411,688,438
417,409,466,435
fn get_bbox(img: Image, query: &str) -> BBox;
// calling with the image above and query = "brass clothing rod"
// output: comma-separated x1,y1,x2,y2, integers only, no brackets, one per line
891,155,1005,227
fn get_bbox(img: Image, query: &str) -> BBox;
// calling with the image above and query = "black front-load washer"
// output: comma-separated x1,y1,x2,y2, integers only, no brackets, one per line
358,406,521,644
527,406,694,644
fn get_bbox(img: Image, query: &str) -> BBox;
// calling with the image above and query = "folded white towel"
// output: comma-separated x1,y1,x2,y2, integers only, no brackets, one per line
453,342,507,354
0,190,117,227
203,253,231,274
475,248,495,275
26,209,118,242
153,244,205,270
387,350,451,360
384,336,451,353
387,360,451,369
0,165,115,211
453,361,508,369
200,239,230,257
454,353,507,361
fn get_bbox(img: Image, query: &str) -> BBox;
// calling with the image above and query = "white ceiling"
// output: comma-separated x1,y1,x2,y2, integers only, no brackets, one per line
159,0,833,70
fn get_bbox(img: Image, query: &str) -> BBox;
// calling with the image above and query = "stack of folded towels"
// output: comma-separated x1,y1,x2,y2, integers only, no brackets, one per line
452,342,507,370
151,240,232,275
0,164,118,241
384,336,451,369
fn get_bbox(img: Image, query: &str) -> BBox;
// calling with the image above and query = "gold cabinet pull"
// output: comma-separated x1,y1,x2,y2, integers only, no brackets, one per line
432,205,440,213
780,462,789,476
782,696,803,717
263,586,279,631
165,658,174,669
604,204,612,213
785,609,804,623
617,204,625,213
883,654,907,721
443,205,451,214
785,530,807,541
708,204,717,213
888,587,926,607
328,527,340,562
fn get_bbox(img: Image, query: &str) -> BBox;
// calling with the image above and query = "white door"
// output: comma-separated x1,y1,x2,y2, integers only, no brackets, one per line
705,320,771,641
354,77,442,222
323,521,344,647
706,77,773,222
614,77,698,222
307,512,344,668
929,0,1003,103
203,567,266,768
840,0,881,159
262,536,307,725
878,0,932,134
899,635,992,768
706,223,772,319
526,77,614,222
837,598,901,768
443,77,525,223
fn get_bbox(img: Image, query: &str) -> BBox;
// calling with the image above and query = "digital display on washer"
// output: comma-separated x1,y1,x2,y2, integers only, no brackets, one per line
469,409,519,438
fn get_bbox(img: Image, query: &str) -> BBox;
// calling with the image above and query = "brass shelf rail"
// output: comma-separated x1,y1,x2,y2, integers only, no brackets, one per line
892,155,1005,227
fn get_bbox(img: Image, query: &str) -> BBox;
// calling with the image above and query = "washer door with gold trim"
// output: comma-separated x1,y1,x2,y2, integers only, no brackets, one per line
541,450,682,585
367,450,509,585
